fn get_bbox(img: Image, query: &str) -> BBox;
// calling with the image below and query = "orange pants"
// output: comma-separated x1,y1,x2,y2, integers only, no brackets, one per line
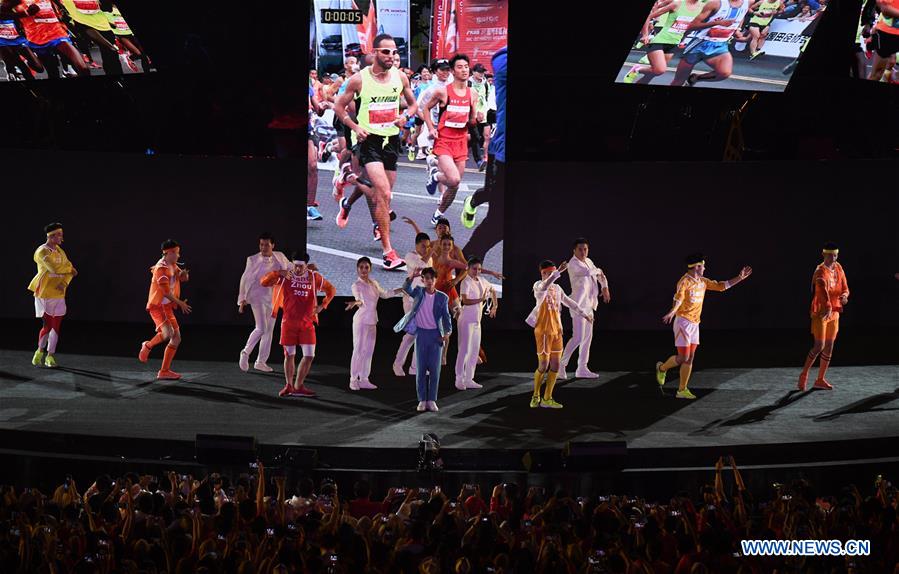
148,303,179,332
811,312,839,341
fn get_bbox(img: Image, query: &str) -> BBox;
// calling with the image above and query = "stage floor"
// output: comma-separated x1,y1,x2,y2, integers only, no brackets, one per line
2,350,898,457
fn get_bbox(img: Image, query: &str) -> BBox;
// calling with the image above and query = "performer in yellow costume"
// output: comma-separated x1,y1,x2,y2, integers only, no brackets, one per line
28,223,77,368
656,253,752,399
525,260,592,409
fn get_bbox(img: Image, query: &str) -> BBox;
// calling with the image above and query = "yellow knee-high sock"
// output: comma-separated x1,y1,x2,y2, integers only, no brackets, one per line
661,355,679,372
543,371,559,401
678,363,693,391
533,369,545,397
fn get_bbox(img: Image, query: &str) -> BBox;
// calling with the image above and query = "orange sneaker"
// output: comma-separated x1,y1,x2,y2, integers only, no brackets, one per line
813,379,833,390
278,384,292,397
139,341,151,363
156,369,181,380
289,386,317,397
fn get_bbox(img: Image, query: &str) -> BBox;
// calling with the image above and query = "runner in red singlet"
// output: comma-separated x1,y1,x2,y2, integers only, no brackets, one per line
422,53,477,224
14,0,88,77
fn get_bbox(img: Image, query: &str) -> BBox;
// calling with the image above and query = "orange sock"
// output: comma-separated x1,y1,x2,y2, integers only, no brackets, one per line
161,345,178,371
148,332,165,348
816,352,831,381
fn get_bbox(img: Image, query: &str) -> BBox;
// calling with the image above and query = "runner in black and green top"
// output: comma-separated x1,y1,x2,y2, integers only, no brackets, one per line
747,0,784,60
623,0,706,85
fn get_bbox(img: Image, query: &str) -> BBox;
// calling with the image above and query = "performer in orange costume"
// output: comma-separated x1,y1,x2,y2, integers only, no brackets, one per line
798,242,849,391
261,252,336,398
139,239,192,380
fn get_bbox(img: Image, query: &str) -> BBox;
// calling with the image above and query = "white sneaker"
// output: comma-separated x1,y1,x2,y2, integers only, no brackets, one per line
239,350,249,372
455,380,467,391
466,380,483,389
358,379,378,390
557,368,568,380
393,362,406,377
417,401,427,412
253,363,273,373
575,369,600,379
350,379,360,391
427,401,439,412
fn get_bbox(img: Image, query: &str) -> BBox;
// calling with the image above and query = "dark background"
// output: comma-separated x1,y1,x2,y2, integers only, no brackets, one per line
1,150,303,325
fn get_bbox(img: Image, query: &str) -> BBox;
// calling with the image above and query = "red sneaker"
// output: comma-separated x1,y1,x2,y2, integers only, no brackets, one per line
139,341,151,363
278,384,292,397
157,369,181,380
797,371,808,391
336,198,350,228
813,379,833,390
382,249,406,270
289,386,317,397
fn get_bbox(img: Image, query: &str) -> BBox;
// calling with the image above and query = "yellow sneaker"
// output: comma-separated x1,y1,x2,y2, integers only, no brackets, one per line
32,349,46,366
540,398,563,409
676,388,697,400
529,395,541,408
655,361,666,386
44,354,58,368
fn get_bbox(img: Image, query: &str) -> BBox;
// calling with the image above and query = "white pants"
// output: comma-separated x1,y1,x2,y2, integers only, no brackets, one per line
395,295,417,368
454,319,481,383
243,299,276,365
562,310,594,371
351,319,377,381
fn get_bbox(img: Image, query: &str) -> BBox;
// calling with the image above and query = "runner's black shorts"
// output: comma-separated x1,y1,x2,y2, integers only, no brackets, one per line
748,22,772,31
414,117,424,127
354,134,401,171
872,30,899,58
646,43,676,54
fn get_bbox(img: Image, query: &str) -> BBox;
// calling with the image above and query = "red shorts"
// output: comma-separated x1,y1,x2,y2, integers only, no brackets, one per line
148,303,178,332
433,136,468,163
281,321,316,346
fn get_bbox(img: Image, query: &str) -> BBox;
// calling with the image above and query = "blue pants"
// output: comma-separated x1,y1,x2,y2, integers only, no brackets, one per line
414,328,443,402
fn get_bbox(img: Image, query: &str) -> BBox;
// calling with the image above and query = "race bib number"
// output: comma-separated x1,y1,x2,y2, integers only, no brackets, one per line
444,104,469,129
0,22,19,39
670,16,693,33
34,1,59,23
367,101,398,129
112,16,129,31
73,0,101,14
708,25,735,40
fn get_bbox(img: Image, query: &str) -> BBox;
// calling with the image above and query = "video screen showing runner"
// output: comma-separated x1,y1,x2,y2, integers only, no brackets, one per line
0,0,153,81
307,0,506,296
853,0,899,82
616,0,828,92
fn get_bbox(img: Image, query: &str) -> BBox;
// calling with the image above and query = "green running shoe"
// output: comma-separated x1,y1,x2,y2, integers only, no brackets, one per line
540,398,563,409
529,395,541,408
461,195,478,229
622,65,641,84
676,388,697,400
44,354,58,368
32,349,45,366
655,361,666,386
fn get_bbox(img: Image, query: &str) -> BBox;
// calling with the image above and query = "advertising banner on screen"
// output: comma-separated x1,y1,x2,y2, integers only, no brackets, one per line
431,0,508,71
760,18,815,58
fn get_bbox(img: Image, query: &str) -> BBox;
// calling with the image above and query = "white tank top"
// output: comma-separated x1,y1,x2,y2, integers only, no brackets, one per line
695,0,750,43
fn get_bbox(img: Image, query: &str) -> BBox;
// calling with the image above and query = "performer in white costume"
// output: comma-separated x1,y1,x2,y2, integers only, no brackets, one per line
346,257,399,390
454,256,497,390
237,232,290,372
559,238,610,380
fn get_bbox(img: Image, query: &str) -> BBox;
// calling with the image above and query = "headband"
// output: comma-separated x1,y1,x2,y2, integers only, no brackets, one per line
46,228,63,237
822,249,839,255
687,260,705,268
543,266,557,274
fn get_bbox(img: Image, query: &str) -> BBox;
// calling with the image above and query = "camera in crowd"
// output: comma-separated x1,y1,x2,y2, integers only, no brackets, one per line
417,433,443,472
